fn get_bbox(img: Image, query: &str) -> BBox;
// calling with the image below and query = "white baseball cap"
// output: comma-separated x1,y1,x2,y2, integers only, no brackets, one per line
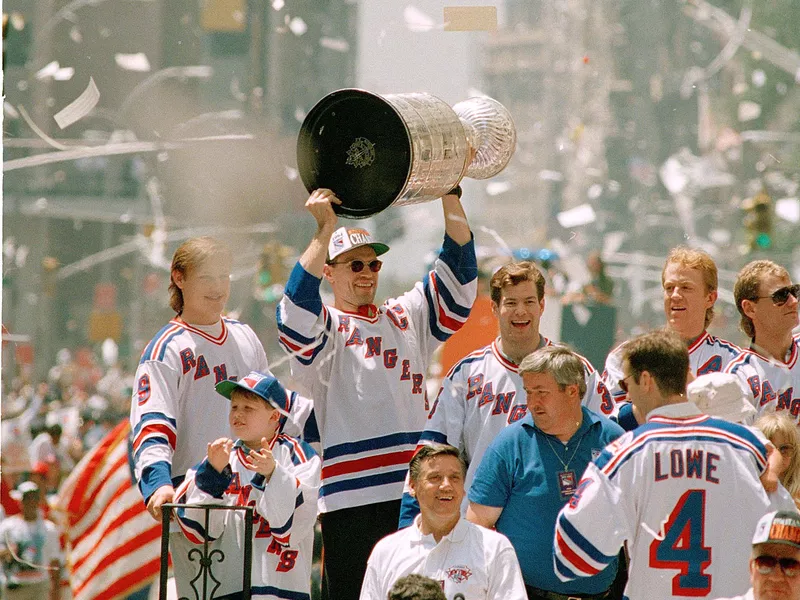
687,372,756,424
327,226,389,263
752,511,800,549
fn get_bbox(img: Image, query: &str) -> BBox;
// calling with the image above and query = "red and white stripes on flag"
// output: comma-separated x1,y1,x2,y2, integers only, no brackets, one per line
57,420,163,600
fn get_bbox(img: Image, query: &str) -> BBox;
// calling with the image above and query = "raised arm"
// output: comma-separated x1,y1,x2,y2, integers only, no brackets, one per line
298,189,341,277
442,188,471,246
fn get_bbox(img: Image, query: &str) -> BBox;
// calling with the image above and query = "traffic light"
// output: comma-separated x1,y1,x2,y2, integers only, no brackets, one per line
743,189,773,251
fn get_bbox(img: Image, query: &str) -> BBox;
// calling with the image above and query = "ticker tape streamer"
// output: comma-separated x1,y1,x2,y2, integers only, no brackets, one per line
53,76,100,130
3,134,254,172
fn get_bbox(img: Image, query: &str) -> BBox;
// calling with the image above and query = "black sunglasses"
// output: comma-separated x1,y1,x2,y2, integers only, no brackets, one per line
754,554,800,577
619,374,635,394
330,259,383,273
755,284,800,306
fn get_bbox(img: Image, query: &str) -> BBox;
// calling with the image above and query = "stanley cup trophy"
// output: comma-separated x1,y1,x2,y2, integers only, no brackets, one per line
296,89,517,218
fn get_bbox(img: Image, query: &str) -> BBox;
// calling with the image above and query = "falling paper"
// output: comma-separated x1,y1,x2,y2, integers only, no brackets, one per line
53,67,75,81
556,203,596,228
320,37,350,52
115,52,151,72
539,169,564,181
288,16,307,35
486,180,512,196
36,61,61,80
404,6,436,32
775,197,800,223
443,6,497,31
54,77,100,130
738,101,761,122
571,303,592,327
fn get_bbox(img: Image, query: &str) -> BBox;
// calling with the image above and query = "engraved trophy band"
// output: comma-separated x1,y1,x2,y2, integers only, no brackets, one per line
296,88,517,219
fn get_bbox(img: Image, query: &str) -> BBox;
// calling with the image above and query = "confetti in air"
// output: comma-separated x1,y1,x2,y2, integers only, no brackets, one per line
53,77,100,130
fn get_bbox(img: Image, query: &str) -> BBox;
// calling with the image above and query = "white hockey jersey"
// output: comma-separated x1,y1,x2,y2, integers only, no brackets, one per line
725,335,800,422
276,234,477,513
399,338,613,526
554,403,771,600
175,436,320,600
130,318,269,502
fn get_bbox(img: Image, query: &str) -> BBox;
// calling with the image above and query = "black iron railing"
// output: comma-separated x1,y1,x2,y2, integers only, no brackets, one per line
160,503,255,600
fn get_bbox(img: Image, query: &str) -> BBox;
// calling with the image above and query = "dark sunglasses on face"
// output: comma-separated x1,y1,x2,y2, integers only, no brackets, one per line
755,283,800,306
754,554,800,577
619,374,634,394
331,259,383,273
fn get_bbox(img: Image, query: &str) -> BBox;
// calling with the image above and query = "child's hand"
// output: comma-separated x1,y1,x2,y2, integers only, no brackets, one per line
207,438,233,473
245,437,277,480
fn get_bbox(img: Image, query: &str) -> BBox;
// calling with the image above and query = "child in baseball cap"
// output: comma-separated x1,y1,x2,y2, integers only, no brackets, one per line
173,370,321,600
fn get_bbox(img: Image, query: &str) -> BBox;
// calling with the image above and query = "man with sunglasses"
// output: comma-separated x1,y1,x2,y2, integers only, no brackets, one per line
602,247,743,430
714,510,800,600
277,186,476,600
555,328,775,598
726,260,800,421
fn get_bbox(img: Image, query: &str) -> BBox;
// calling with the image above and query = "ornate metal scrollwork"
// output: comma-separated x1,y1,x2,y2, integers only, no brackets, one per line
160,503,255,600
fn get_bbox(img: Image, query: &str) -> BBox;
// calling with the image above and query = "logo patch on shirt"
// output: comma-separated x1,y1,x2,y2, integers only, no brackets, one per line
591,448,602,460
446,565,472,583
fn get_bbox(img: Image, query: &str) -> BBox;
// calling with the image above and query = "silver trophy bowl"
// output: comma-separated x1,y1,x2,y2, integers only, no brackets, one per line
297,89,517,218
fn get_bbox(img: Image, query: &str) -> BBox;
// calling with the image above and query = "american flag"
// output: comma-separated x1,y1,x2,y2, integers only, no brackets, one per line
57,420,163,600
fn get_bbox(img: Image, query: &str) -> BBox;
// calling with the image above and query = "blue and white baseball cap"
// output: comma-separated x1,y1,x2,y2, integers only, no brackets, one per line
327,226,390,262
215,371,289,416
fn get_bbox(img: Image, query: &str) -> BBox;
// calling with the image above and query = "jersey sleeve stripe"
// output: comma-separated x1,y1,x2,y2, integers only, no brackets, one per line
132,424,177,454
283,262,323,317
174,510,211,545
438,233,478,285
132,438,171,464
319,468,407,499
554,528,603,577
132,412,178,438
423,277,462,342
276,312,330,366
321,448,416,479
269,513,294,537
323,431,423,460
554,554,581,582
430,271,472,319
557,512,618,565
276,435,310,465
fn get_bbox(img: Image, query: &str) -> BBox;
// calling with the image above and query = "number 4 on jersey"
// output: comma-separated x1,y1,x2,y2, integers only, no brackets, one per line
649,489,712,596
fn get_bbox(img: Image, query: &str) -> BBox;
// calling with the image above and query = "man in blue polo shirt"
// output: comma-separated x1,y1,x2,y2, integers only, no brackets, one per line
466,345,624,600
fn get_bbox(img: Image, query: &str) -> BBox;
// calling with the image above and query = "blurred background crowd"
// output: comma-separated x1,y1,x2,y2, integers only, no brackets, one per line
1,0,799,597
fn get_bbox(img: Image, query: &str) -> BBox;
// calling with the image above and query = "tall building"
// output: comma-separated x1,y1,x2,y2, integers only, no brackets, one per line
481,0,614,249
